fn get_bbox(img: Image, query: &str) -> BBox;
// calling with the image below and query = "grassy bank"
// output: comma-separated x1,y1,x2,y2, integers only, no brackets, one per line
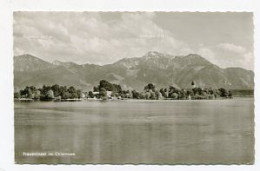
231,89,254,98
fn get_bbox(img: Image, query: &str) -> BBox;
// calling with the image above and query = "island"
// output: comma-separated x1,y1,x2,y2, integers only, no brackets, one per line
14,80,238,101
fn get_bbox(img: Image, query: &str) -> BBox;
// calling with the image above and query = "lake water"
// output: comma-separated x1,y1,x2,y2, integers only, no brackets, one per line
15,99,254,164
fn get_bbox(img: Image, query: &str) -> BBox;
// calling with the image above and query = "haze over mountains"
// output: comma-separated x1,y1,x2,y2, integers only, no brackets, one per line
14,51,254,91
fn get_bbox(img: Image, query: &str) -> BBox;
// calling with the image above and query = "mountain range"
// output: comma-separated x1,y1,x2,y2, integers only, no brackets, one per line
14,51,254,91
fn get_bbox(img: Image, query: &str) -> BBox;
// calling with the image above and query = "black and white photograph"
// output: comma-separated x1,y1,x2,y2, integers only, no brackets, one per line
13,12,254,164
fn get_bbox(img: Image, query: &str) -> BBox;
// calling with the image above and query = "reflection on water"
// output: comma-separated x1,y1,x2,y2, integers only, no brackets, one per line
15,99,254,164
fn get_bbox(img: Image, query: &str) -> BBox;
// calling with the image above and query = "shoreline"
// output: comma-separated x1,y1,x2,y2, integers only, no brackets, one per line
14,96,253,102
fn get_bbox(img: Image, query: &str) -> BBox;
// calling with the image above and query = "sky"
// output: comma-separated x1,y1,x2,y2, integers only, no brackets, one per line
13,12,254,70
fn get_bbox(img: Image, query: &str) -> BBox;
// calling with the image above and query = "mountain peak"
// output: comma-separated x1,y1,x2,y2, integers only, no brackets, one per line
15,54,40,60
52,60,62,65
13,52,254,90
52,60,78,67
143,51,173,59
146,51,161,56
186,53,204,59
14,54,50,64
14,54,53,72
174,54,211,66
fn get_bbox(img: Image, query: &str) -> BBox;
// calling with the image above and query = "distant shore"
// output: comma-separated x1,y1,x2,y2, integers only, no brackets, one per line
14,96,253,103
14,80,254,102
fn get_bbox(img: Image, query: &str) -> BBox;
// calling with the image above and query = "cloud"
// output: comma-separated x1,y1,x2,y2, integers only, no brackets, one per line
14,12,190,65
13,12,254,70
198,46,216,64
218,43,246,54
242,52,254,69
216,43,253,70
197,44,253,70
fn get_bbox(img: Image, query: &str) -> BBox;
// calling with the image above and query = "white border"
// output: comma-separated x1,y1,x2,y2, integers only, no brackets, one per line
0,0,259,170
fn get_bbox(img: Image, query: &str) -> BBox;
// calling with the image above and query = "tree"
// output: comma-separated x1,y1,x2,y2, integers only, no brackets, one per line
145,92,150,99
33,90,41,99
20,86,34,98
71,92,78,99
88,91,94,98
169,86,180,97
208,88,214,95
155,90,162,100
27,88,33,98
186,90,192,98
197,88,203,95
68,86,76,94
178,89,186,99
139,92,146,99
97,80,122,93
150,91,156,100
112,84,122,93
127,91,133,99
76,89,82,99
66,86,77,99
172,93,178,99
228,90,233,98
192,87,202,95
159,88,167,98
132,90,140,99
93,86,99,92
63,92,71,99
19,89,26,98
51,84,60,97
144,83,155,92
99,88,107,99
59,86,67,96
41,85,51,98
14,92,20,99
46,89,54,99
218,88,228,97
99,80,113,91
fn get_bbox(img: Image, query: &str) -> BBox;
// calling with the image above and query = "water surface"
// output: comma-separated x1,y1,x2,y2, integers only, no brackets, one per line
15,99,254,164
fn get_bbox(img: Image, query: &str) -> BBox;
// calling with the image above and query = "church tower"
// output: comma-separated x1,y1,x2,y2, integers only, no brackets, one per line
191,81,196,88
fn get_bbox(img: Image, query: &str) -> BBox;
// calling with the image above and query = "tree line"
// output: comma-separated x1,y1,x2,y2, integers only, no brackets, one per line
14,80,232,100
14,84,82,100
